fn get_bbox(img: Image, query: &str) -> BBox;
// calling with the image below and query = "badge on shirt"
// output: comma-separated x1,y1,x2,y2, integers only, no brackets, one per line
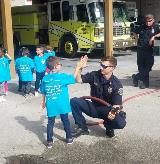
108,87,113,94
152,28,155,34
118,88,123,95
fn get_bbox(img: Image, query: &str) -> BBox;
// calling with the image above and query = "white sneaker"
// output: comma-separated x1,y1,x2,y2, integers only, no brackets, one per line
35,91,39,97
2,96,6,102
0,96,3,103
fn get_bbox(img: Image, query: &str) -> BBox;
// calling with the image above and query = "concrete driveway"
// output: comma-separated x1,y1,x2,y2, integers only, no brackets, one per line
1,52,160,163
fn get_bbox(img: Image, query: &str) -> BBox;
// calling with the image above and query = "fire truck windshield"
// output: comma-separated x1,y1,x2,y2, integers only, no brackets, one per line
88,2,104,23
113,2,130,22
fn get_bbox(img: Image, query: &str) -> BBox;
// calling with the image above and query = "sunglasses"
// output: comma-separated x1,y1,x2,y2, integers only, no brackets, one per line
146,19,153,22
100,63,113,69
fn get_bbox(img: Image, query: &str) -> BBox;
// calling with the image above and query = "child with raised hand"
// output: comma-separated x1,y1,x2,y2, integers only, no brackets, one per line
40,56,75,149
15,47,35,98
34,45,48,97
0,47,11,102
44,45,55,58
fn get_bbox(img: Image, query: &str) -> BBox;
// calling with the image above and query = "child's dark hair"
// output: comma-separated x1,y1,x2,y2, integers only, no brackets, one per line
46,45,53,51
47,56,60,70
101,56,117,67
19,47,30,56
0,47,6,54
36,45,45,52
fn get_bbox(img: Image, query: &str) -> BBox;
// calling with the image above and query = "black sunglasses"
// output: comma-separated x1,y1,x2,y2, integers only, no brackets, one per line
146,19,153,22
100,63,113,69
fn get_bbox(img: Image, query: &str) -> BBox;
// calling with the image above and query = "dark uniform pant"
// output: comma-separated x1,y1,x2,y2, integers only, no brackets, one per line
70,97,125,130
136,48,154,87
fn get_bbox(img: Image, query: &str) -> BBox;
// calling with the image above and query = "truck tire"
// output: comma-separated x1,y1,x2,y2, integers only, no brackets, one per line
60,36,78,58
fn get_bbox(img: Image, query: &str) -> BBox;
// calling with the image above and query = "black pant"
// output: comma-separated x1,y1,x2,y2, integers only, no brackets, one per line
18,80,22,91
22,81,31,94
136,48,154,86
70,97,125,130
35,71,45,91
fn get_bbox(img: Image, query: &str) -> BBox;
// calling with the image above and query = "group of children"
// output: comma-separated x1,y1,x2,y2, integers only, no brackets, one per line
0,45,77,148
16,45,55,98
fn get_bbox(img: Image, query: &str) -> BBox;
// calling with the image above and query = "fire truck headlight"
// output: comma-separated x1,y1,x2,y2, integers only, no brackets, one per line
99,28,104,36
94,28,99,37
125,27,131,35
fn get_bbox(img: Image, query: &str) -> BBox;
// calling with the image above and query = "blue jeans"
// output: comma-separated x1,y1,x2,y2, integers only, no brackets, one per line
70,97,126,130
47,114,72,142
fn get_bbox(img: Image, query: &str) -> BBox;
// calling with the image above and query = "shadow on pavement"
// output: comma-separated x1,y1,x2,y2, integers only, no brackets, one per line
15,116,46,145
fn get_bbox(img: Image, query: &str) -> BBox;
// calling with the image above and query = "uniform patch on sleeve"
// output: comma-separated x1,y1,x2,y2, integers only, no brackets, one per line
118,88,123,95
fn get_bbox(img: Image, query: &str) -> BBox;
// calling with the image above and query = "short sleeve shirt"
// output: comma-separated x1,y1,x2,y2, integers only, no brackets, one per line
34,55,47,73
81,70,123,106
15,56,35,81
44,51,55,58
40,73,76,117
0,57,11,82
134,23,160,48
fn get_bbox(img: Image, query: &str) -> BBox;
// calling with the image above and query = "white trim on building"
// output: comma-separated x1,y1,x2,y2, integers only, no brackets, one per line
11,0,32,7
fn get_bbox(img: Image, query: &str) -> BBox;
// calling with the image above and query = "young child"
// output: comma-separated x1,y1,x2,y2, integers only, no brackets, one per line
44,45,55,58
0,47,11,102
40,56,75,148
34,45,48,97
3,48,12,95
44,45,56,73
15,47,35,98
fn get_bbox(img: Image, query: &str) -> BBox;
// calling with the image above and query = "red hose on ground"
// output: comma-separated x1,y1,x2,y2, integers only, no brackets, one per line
83,89,160,126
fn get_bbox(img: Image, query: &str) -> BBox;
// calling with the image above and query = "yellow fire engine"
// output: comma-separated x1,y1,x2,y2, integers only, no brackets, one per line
48,0,137,57
1,4,48,49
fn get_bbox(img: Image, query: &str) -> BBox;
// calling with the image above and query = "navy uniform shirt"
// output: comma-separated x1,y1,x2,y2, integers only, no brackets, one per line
81,70,123,106
134,23,160,49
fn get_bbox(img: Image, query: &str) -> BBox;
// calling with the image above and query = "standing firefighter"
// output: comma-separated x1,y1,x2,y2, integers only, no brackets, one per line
132,14,160,89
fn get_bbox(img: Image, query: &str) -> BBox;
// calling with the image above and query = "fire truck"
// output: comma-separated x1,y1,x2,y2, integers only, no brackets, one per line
11,4,48,48
0,0,137,57
48,0,137,57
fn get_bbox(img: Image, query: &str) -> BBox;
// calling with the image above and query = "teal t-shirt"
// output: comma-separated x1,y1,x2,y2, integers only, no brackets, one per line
34,55,47,73
15,56,35,81
44,51,55,58
0,57,11,82
40,73,76,117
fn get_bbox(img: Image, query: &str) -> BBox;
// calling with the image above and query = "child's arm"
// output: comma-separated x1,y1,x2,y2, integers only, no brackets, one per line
41,95,46,110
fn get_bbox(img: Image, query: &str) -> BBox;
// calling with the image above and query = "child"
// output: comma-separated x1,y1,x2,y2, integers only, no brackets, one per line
3,48,12,95
0,47,11,102
34,45,48,97
40,56,75,148
44,45,55,58
44,45,56,73
15,47,35,98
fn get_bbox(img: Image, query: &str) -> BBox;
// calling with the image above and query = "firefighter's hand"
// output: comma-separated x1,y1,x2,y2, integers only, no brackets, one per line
149,36,155,46
107,111,116,120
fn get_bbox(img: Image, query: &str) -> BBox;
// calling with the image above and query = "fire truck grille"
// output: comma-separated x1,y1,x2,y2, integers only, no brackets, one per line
113,26,125,36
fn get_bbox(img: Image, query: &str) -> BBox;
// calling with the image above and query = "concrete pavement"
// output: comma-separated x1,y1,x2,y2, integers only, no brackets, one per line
1,52,160,163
